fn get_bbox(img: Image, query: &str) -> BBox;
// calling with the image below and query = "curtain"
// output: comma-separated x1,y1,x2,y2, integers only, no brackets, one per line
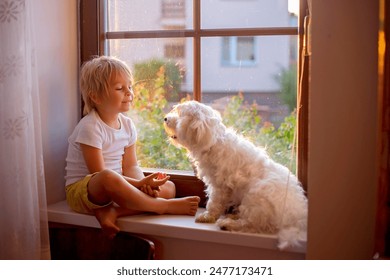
0,0,50,259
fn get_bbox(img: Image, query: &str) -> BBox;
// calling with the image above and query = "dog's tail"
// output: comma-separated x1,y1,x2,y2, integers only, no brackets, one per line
277,226,307,250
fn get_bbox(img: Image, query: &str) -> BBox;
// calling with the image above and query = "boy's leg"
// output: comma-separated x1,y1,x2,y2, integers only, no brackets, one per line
88,169,200,215
94,205,142,239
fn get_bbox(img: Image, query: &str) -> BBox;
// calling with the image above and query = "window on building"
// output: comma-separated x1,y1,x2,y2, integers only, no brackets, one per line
80,0,307,187
162,0,186,18
165,44,185,59
222,37,256,66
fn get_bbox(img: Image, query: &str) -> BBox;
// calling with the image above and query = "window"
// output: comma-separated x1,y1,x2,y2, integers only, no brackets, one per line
162,0,186,18
222,37,256,66
79,0,308,188
164,44,185,59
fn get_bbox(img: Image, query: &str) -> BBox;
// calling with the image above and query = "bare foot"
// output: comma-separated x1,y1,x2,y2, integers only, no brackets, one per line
94,206,120,239
164,196,200,216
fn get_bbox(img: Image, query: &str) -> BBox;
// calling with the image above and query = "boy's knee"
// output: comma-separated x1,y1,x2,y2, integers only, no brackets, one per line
96,169,121,184
167,180,175,187
160,180,176,198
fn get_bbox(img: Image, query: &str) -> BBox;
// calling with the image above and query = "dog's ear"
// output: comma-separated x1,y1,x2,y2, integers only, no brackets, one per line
188,115,219,148
192,118,210,143
178,101,223,149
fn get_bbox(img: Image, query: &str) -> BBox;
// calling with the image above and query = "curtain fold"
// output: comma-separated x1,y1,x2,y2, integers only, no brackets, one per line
0,0,50,259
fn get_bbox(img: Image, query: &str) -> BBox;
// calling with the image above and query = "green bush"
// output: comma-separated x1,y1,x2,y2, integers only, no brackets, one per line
133,58,183,101
274,63,297,112
128,61,297,174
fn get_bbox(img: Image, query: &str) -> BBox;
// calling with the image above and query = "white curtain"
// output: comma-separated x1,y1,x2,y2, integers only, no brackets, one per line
0,0,50,259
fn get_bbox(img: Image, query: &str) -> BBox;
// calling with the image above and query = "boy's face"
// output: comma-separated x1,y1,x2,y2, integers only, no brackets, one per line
99,71,134,114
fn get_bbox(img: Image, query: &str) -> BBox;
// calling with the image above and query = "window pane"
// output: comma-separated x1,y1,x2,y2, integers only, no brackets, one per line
201,35,298,172
201,0,297,28
108,38,194,170
107,0,191,31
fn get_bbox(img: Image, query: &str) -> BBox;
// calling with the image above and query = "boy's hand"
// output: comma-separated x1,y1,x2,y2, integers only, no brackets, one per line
156,172,166,180
140,172,170,187
139,172,169,197
140,184,160,197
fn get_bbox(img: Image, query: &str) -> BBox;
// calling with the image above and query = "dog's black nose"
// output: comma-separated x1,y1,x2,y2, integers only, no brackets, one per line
164,117,167,122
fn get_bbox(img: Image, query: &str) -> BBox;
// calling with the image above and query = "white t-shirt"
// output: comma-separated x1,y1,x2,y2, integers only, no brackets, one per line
65,110,137,186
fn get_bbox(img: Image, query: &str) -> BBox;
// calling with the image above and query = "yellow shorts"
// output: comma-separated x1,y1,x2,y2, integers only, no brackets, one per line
65,173,112,215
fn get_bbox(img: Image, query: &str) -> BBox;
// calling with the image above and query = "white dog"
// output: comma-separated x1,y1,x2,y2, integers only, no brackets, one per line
164,100,308,250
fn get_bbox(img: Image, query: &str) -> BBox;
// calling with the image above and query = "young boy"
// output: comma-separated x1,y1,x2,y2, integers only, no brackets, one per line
65,56,200,238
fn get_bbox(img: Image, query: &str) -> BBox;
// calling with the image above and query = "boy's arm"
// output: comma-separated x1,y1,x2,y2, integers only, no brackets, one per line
122,144,169,196
122,144,144,180
122,145,153,190
80,143,105,173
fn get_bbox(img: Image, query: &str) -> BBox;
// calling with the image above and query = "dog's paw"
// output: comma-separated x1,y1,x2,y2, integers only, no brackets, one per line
216,217,232,231
216,217,244,232
195,211,217,223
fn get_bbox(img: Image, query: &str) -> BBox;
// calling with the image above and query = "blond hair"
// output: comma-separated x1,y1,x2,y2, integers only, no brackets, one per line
80,56,133,115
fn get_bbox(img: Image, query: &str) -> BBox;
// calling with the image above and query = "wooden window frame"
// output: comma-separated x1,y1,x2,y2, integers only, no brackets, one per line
78,0,310,199
375,0,390,259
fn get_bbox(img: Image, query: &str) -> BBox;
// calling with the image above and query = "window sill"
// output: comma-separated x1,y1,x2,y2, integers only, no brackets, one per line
47,200,306,259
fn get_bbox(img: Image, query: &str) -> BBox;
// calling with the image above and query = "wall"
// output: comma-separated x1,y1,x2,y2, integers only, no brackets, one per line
307,0,379,259
32,0,79,204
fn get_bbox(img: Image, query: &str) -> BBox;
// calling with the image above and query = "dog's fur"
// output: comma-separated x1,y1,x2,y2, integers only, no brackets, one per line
164,100,308,250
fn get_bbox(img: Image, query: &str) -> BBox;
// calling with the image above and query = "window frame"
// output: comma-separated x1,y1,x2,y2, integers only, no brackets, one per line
78,0,309,193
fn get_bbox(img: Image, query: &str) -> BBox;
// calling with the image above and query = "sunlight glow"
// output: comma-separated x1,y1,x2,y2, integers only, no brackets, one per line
288,0,300,16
